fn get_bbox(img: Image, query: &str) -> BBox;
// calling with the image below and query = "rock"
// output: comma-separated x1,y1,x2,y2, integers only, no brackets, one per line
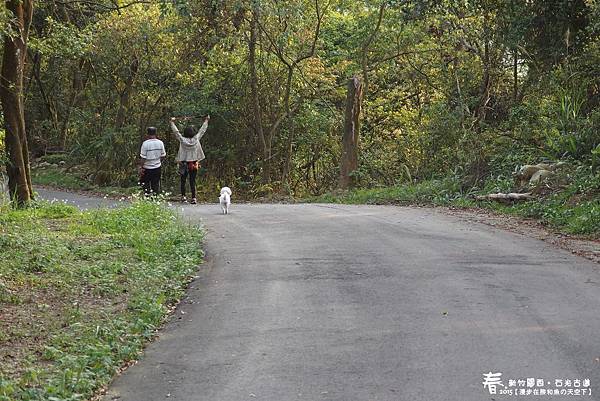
535,163,553,171
529,169,554,186
514,164,543,187
514,162,565,188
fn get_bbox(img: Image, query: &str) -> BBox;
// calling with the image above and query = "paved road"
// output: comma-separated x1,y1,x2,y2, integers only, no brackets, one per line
38,190,600,400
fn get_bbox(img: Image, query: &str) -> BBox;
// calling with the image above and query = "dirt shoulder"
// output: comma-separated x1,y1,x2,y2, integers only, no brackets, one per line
441,206,600,264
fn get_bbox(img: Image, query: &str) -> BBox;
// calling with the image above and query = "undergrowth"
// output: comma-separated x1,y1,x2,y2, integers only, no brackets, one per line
31,166,138,197
311,166,600,236
0,200,203,401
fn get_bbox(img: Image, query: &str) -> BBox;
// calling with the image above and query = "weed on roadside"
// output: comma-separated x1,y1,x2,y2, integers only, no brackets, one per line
0,200,203,401
310,168,600,237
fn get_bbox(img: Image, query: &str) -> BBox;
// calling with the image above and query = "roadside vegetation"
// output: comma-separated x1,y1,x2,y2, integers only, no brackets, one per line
1,1,596,230
31,154,138,198
313,163,600,237
0,1,596,203
0,200,203,401
0,3,598,399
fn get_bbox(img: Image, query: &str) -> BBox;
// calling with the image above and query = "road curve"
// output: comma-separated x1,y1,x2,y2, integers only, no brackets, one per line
93,202,599,401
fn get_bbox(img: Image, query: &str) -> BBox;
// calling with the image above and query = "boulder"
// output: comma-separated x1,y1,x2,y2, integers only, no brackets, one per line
529,169,554,186
514,162,565,188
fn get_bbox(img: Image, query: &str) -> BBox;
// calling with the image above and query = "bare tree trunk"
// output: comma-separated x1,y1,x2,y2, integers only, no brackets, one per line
0,0,34,206
60,59,90,149
361,2,386,98
474,16,492,127
32,52,61,141
513,48,518,102
115,58,139,131
339,76,363,189
249,6,270,183
339,2,383,191
251,0,326,187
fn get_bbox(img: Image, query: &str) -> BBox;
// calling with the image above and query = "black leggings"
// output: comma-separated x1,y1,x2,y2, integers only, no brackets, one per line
180,163,198,198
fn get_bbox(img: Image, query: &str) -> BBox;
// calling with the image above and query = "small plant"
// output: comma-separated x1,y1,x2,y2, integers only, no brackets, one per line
0,199,204,400
591,144,600,172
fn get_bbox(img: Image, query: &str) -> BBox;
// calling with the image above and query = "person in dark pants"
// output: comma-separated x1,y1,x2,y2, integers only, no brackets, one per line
139,127,166,196
170,115,210,204
179,160,198,201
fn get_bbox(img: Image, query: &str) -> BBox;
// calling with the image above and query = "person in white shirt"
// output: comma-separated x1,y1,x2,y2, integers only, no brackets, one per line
139,126,166,196
170,115,210,204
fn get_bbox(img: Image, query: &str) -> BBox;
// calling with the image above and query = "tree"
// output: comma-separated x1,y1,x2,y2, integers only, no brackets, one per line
339,76,362,189
1,0,35,205
6,0,596,199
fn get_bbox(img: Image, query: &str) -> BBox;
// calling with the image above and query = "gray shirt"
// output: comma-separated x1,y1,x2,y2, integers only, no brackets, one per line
140,138,166,169
170,120,209,162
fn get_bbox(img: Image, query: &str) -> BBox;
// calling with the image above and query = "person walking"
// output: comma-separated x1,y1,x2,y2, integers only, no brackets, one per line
170,115,210,204
139,126,166,196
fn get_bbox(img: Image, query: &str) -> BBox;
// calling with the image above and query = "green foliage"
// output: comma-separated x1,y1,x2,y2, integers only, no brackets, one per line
312,175,468,206
31,165,139,197
37,154,67,164
0,200,203,400
497,170,600,235
32,166,93,190
17,1,600,202
591,144,600,172
313,160,600,236
31,17,93,59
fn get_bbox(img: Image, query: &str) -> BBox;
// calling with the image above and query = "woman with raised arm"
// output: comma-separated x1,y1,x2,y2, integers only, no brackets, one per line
170,115,210,204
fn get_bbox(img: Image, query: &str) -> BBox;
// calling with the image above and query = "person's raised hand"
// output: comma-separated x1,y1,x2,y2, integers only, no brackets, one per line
205,115,210,122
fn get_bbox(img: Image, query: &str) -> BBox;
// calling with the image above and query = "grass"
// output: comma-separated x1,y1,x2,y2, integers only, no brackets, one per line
489,172,600,236
310,168,600,237
32,167,94,191
312,176,472,206
0,199,203,401
32,166,139,198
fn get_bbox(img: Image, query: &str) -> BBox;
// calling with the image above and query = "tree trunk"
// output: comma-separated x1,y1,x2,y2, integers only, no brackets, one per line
474,16,492,127
32,52,61,142
60,58,90,149
248,6,270,183
115,57,139,131
0,0,34,206
339,76,363,189
513,48,518,102
361,2,386,99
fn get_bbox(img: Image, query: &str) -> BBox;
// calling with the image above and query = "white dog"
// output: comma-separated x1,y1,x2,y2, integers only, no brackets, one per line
219,187,232,214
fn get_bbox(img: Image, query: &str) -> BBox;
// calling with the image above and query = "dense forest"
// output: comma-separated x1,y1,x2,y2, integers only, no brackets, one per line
1,0,599,202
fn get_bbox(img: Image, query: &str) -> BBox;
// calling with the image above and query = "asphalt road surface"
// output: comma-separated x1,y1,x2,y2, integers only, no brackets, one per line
38,190,600,401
